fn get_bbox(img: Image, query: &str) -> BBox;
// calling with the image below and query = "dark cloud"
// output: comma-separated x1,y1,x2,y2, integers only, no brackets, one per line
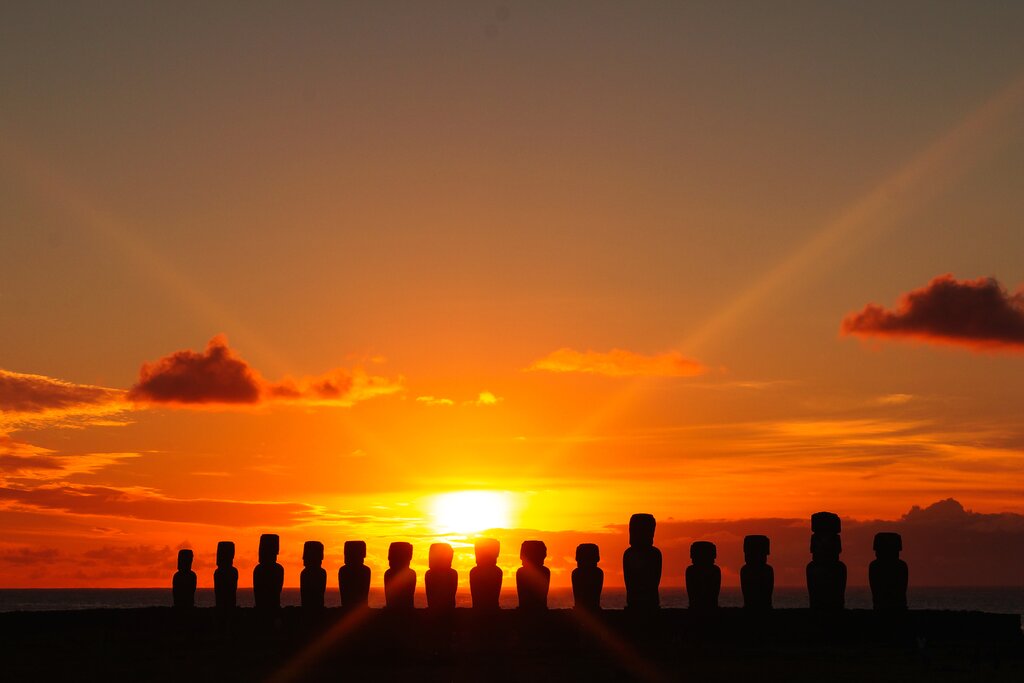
0,546,60,566
128,335,263,404
0,369,123,413
128,335,402,407
841,275,1024,351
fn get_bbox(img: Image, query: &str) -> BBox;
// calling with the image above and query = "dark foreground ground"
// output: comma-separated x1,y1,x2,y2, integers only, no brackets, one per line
0,607,1020,682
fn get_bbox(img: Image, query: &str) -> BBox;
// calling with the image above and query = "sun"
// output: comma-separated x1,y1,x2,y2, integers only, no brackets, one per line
430,490,512,535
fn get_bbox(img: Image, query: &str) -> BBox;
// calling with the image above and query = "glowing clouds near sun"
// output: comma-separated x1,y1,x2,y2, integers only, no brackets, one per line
529,348,706,378
842,275,1024,351
430,490,513,535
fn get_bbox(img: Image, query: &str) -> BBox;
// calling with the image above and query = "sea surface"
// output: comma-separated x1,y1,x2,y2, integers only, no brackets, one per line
2,586,1023,616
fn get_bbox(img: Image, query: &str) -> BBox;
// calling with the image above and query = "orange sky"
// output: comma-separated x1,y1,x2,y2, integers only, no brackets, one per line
2,2,1024,588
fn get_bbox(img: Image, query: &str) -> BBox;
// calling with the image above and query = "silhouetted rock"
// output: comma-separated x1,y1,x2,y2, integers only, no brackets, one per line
571,543,603,611
300,540,327,609
172,549,196,608
425,542,458,610
338,540,371,609
470,538,503,610
807,516,846,611
516,540,550,610
740,534,773,609
623,513,662,610
686,541,721,611
384,541,416,610
214,541,238,609
870,532,908,610
253,533,284,610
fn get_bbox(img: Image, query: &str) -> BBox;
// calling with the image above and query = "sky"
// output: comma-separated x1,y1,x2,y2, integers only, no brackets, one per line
2,1,1024,589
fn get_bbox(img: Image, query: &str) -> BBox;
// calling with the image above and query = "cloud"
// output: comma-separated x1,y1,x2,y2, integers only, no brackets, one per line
0,483,327,527
471,391,501,406
529,348,707,378
128,335,402,407
841,274,1024,351
416,396,455,407
0,369,125,414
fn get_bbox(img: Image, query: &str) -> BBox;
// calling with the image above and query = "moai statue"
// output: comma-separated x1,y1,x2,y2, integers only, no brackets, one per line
338,540,371,609
214,541,238,609
806,512,846,610
571,543,603,611
172,549,197,608
253,533,284,610
300,541,327,609
623,513,662,610
686,541,721,611
425,542,458,609
869,532,908,610
516,540,550,610
740,534,773,609
384,541,416,610
470,538,503,610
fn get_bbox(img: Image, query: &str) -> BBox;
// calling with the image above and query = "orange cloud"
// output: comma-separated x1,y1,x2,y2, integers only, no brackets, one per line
128,335,402,407
841,274,1024,351
529,348,706,378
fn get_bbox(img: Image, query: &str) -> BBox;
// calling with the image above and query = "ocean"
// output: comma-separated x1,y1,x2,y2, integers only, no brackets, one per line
2,586,1022,616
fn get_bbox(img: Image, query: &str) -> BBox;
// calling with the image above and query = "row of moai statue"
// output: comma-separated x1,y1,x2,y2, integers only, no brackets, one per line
172,512,907,611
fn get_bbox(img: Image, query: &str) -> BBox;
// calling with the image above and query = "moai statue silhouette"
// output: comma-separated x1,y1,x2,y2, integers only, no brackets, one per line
253,533,284,609
300,541,327,609
338,540,371,609
686,541,721,611
470,538,503,610
623,513,662,610
425,542,458,609
740,534,773,609
214,541,238,609
806,512,846,610
384,541,416,610
516,540,550,610
870,532,908,610
172,549,197,608
571,543,603,611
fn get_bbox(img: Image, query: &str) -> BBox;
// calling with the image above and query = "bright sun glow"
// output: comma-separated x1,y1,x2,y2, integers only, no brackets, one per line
431,490,512,534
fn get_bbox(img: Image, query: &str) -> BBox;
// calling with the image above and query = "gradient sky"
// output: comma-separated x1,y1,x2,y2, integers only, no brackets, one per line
2,2,1024,588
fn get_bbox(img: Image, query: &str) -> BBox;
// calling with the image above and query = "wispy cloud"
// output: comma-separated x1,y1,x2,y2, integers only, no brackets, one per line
842,274,1024,351
529,348,706,378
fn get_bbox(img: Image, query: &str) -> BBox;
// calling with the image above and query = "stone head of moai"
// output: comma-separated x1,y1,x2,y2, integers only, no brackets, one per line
576,543,600,568
303,541,325,568
343,540,367,566
216,541,235,568
429,542,454,570
177,548,194,572
474,538,500,567
690,541,717,566
258,533,280,564
629,513,656,547
388,541,413,569
520,540,547,567
873,532,902,560
743,535,770,565
810,532,842,560
811,511,841,535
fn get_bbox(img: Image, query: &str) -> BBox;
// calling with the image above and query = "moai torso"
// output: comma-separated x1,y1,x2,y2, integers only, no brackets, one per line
624,513,662,610
253,533,284,609
516,540,550,610
338,564,371,607
426,542,458,609
172,549,196,608
214,541,238,608
807,514,845,610
384,542,416,610
869,532,908,610
572,543,603,611
686,541,721,611
740,535,774,609
300,541,327,609
470,538,503,610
